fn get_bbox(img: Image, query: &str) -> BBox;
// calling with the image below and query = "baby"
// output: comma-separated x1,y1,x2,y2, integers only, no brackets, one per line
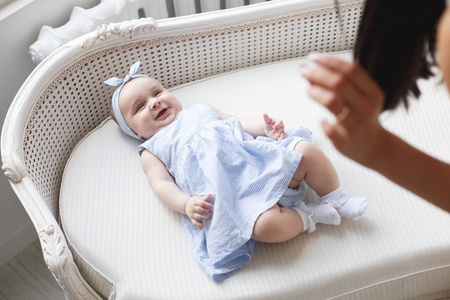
105,61,367,282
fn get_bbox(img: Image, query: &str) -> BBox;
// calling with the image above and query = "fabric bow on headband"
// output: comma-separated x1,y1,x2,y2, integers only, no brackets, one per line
105,61,162,141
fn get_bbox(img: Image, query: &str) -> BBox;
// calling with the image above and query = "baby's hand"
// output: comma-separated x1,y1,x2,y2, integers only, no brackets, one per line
263,113,286,141
185,194,213,228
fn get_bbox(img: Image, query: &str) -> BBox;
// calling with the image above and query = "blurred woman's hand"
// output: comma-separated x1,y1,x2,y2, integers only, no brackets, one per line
300,54,389,168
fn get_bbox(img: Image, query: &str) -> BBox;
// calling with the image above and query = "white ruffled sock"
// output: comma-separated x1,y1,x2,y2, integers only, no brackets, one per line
319,187,368,220
293,201,341,233
309,203,341,226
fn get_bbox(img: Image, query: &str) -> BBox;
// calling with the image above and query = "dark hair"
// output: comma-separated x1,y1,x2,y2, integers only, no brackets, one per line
353,0,446,110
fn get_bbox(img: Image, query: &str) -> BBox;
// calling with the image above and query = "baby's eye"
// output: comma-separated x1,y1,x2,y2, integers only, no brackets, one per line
154,90,162,97
136,104,144,112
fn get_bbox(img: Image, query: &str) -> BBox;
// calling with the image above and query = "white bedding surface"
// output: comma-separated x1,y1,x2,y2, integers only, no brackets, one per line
60,52,450,299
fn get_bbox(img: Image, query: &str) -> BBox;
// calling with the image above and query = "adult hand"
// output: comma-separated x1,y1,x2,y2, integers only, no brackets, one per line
300,54,388,168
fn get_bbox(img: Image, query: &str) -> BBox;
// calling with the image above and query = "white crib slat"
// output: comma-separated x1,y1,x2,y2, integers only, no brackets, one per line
140,0,169,19
250,0,267,4
200,0,221,12
174,0,197,16
226,0,245,8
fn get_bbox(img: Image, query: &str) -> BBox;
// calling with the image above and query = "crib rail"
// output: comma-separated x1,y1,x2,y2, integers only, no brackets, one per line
29,0,271,64
164,0,270,18
135,0,272,19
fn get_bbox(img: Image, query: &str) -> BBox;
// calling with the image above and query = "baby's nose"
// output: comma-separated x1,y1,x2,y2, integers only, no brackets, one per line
151,100,161,109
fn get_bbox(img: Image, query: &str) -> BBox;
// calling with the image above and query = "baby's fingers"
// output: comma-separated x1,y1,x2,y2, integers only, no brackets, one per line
191,194,213,225
193,205,212,215
192,212,213,221
277,131,287,140
273,119,284,129
191,213,212,228
263,113,272,125
202,193,212,202
199,194,213,209
191,219,205,228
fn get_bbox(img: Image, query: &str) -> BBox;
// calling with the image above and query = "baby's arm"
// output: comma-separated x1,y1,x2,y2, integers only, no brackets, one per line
141,150,213,227
209,105,286,140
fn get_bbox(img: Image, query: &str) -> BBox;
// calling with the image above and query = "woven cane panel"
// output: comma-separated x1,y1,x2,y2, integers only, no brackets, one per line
23,60,112,216
23,2,363,217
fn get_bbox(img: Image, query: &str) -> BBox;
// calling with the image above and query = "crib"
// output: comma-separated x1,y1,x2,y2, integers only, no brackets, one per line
2,0,450,299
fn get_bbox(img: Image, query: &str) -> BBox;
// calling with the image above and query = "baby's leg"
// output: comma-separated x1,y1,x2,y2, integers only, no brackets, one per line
252,204,303,243
291,141,367,220
252,202,341,243
289,141,340,196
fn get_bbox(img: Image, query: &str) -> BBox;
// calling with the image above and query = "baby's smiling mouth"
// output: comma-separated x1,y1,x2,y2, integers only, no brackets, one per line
156,108,168,120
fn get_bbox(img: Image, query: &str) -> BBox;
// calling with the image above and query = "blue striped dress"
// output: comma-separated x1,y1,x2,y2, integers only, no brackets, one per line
139,104,312,282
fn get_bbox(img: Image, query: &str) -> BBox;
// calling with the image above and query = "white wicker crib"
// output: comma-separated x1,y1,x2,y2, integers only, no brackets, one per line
2,0,450,299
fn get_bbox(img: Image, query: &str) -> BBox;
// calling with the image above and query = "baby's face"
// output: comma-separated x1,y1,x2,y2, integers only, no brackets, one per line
119,77,182,140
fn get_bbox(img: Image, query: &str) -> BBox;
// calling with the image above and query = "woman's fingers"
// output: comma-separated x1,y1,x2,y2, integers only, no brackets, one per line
310,54,384,101
321,120,350,148
307,84,345,115
301,64,368,116
299,53,389,167
301,54,384,119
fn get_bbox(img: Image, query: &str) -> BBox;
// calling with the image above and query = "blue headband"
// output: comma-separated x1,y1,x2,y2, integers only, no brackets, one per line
104,61,162,140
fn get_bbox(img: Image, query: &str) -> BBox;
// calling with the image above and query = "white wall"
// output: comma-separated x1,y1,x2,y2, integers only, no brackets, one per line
0,0,100,268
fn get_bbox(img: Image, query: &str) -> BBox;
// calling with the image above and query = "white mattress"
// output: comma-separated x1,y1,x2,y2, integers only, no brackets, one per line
60,52,450,299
